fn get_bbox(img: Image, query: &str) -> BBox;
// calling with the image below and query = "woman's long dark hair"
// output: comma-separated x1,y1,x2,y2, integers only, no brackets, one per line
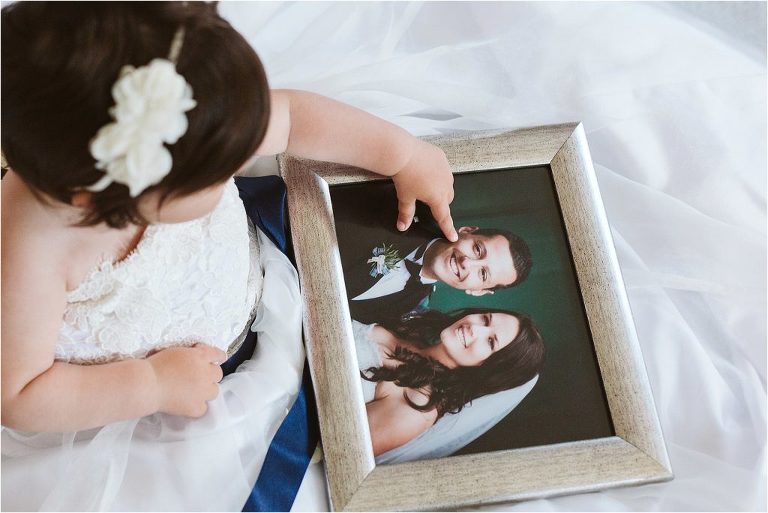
363,308,546,420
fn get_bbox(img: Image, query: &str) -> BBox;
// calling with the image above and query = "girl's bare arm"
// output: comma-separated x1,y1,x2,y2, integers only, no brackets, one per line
256,89,457,240
1,226,225,432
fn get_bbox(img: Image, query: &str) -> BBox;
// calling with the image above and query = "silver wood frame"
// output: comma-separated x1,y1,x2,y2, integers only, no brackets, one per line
279,123,672,511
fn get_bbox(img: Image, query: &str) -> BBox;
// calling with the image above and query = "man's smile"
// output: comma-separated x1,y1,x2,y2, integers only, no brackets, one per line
422,229,520,290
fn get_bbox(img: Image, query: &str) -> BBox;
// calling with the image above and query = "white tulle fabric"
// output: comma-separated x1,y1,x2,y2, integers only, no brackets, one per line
219,2,765,511
56,179,260,364
2,217,305,511
1,2,764,511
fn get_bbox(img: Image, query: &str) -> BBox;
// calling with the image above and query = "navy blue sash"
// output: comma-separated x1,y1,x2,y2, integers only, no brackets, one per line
222,176,320,512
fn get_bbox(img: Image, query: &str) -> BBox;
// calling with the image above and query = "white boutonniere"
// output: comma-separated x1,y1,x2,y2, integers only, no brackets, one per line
367,244,401,277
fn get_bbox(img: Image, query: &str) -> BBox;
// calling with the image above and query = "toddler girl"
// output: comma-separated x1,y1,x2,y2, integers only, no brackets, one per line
1,2,455,508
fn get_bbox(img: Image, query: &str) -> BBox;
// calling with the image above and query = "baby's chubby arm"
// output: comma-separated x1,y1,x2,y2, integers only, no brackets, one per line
1,227,226,432
256,89,458,241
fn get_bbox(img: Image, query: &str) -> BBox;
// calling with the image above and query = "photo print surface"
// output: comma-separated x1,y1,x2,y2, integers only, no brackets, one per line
329,166,614,465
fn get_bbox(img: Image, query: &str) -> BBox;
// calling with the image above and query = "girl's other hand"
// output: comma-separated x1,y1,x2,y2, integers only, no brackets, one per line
392,140,458,241
147,343,226,418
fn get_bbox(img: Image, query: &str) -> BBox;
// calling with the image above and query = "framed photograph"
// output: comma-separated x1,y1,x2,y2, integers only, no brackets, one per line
280,123,672,511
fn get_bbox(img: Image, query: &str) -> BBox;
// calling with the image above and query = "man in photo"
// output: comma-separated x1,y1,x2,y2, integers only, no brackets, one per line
331,183,532,324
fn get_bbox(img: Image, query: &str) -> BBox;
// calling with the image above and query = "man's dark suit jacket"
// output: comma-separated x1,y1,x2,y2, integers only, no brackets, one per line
330,182,441,325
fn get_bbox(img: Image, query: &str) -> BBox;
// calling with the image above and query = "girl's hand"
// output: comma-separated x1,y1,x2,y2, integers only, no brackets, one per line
392,140,458,241
257,91,457,239
257,90,457,239
147,343,226,418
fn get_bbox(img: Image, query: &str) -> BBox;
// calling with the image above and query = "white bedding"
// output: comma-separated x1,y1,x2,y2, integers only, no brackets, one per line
221,2,766,511
2,3,761,511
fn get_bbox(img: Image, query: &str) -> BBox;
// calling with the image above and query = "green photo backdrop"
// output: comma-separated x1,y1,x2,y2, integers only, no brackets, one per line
330,166,613,455
434,167,614,453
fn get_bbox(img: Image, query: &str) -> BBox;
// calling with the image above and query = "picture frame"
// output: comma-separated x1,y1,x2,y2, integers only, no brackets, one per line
279,123,673,511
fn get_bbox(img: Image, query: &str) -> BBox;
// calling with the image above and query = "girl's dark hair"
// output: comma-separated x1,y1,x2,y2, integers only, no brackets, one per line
363,308,546,420
1,2,271,228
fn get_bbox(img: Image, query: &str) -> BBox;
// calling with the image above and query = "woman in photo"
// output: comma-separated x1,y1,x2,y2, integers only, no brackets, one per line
352,308,545,461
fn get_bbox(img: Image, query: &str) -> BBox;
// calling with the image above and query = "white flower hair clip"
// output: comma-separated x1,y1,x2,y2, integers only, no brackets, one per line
87,27,196,197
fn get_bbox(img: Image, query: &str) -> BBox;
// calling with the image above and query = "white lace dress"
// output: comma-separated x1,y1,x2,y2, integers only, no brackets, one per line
1,178,306,511
56,179,262,364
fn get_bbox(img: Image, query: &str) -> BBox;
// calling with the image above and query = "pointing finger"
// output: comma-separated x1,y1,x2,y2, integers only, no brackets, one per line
397,199,416,232
430,202,457,241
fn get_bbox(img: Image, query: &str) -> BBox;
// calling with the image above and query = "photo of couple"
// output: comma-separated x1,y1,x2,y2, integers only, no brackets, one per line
331,166,614,465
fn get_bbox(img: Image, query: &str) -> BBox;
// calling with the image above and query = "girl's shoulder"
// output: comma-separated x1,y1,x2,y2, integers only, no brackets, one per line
1,172,132,291
2,176,71,279
2,176,74,390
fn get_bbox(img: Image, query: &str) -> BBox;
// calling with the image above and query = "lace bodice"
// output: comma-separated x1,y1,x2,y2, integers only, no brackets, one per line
56,179,263,365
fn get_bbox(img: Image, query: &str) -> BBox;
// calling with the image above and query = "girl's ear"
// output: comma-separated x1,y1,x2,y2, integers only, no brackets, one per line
70,190,93,208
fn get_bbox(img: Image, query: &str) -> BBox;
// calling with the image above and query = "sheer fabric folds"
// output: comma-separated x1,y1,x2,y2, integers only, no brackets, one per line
1,2,764,511
222,2,765,510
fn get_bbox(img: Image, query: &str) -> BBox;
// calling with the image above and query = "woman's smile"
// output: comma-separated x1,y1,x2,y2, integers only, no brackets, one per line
439,313,521,367
457,325,469,347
